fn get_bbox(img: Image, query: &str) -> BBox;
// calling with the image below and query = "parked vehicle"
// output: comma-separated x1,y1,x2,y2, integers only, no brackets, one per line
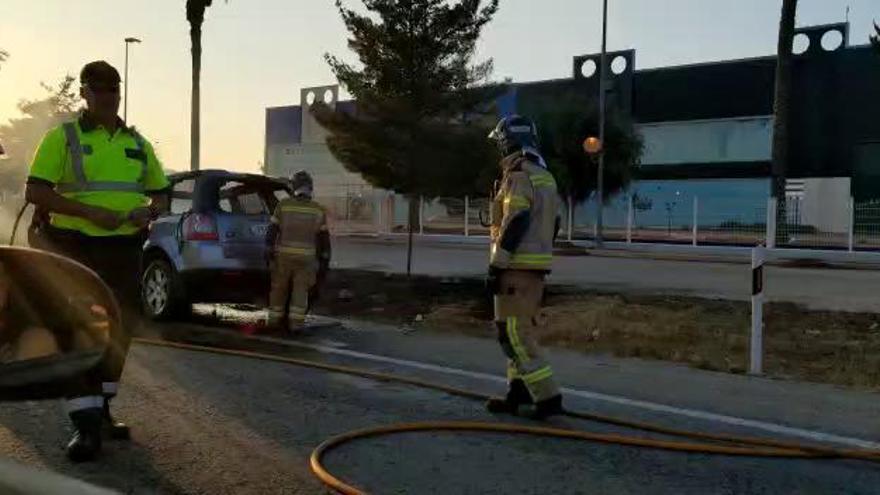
141,170,291,320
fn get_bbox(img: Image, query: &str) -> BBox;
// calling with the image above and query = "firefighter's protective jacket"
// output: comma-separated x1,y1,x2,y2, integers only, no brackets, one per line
489,151,560,271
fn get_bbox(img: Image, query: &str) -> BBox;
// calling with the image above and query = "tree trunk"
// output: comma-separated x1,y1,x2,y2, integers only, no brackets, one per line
190,22,202,172
771,0,797,244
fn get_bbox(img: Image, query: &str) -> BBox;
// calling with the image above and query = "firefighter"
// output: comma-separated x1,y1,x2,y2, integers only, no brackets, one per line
485,115,564,420
267,171,331,332
24,61,170,461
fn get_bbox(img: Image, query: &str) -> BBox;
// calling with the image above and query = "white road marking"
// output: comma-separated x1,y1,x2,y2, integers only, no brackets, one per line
153,331,880,451
316,339,349,348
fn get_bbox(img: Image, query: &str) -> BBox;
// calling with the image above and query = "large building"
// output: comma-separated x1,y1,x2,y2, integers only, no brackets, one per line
265,22,880,233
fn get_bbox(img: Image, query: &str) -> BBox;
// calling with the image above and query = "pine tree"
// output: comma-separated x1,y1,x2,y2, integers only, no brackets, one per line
314,0,500,276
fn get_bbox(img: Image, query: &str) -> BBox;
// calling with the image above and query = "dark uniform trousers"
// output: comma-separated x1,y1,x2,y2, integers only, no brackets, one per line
38,225,143,398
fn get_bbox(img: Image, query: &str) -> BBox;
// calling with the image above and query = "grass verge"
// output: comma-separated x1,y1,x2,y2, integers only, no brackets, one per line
313,269,880,389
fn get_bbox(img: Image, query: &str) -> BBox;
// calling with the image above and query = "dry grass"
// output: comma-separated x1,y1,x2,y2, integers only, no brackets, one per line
317,270,880,389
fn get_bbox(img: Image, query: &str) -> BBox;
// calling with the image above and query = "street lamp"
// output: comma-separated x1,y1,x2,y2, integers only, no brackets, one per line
123,37,142,123
583,136,603,156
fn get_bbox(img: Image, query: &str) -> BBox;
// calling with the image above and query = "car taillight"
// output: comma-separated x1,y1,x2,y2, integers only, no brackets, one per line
184,214,219,241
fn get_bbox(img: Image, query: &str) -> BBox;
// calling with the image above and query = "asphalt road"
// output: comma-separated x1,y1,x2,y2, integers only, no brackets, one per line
332,237,880,312
0,316,878,494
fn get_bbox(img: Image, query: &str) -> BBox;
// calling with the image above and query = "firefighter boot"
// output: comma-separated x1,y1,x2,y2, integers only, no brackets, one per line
485,379,533,415
103,397,131,440
519,394,564,420
67,408,103,462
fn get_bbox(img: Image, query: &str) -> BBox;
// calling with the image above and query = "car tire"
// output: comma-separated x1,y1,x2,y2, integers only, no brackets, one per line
141,258,188,321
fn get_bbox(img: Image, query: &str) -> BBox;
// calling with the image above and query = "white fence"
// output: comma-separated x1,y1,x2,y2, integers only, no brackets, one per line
3,190,878,252
319,192,880,252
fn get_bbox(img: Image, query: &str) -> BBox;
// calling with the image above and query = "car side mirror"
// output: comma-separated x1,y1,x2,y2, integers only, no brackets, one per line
0,247,122,401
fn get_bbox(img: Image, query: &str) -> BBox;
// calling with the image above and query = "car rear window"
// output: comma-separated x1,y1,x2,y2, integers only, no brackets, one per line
170,179,195,215
216,179,289,215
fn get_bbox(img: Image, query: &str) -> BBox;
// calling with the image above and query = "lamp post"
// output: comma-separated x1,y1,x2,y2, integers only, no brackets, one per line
123,37,142,123
584,136,603,242
595,0,608,246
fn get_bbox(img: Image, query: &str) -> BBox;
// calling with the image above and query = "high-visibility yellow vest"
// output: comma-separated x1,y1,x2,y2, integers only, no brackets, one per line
28,117,169,236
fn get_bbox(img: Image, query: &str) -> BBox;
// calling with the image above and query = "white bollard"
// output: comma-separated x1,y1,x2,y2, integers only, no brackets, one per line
419,195,424,235
848,196,855,252
626,194,633,244
567,196,574,242
464,196,470,237
765,198,777,249
750,245,765,375
692,196,699,247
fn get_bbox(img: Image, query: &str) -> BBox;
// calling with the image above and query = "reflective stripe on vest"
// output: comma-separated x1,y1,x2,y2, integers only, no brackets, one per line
281,205,323,215
510,253,552,267
57,122,147,194
279,246,316,256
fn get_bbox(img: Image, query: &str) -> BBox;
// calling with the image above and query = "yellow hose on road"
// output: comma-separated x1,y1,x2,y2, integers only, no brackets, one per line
132,337,880,495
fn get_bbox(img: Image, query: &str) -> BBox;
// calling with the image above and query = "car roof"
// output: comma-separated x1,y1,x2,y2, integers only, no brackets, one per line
168,169,288,186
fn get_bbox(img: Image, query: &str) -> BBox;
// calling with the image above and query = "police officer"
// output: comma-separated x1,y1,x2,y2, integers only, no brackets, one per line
267,171,331,332
485,115,564,420
25,61,170,461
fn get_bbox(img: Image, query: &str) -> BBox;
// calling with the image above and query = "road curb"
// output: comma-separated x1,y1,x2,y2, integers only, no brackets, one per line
335,234,880,270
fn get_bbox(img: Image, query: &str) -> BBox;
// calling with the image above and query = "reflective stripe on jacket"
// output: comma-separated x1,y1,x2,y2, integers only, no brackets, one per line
271,198,327,260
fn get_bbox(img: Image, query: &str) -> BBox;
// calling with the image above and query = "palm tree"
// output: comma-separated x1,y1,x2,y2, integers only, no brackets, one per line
871,22,879,54
186,0,221,172
770,0,798,244
0,50,8,72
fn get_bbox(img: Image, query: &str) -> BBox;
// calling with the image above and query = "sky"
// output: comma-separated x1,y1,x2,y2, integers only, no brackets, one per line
0,0,877,174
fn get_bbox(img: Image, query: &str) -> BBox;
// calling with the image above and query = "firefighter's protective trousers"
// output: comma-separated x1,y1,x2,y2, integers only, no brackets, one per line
270,256,317,329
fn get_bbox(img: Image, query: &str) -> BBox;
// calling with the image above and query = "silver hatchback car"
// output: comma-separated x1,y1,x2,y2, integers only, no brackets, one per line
141,170,291,320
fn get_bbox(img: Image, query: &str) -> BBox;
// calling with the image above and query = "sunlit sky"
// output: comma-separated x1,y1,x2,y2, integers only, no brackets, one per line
1,0,877,173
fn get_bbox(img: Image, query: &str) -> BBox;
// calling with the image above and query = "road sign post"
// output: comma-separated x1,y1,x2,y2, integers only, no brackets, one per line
750,245,766,375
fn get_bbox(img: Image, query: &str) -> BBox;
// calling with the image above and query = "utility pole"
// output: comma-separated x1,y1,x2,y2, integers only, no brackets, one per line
123,37,142,123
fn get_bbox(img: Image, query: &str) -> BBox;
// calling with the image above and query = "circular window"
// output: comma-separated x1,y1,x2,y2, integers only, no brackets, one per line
611,55,628,75
306,91,317,105
323,89,335,104
580,59,597,78
792,33,810,55
820,29,843,51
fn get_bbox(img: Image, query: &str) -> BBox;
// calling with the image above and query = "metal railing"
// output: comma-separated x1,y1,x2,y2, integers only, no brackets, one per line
321,192,880,251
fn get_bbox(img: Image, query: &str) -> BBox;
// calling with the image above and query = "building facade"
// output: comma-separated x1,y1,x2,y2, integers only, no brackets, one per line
265,22,880,234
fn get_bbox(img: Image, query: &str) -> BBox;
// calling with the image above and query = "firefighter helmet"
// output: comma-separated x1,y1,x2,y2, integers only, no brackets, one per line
290,170,313,199
488,115,539,156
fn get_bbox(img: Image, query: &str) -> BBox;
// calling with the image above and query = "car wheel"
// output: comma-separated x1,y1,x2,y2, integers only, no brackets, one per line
141,258,187,321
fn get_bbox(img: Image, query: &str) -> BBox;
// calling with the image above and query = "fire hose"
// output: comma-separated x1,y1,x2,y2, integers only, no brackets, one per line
132,337,880,495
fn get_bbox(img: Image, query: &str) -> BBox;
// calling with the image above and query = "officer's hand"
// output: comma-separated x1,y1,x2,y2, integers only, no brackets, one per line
127,207,152,229
87,207,123,231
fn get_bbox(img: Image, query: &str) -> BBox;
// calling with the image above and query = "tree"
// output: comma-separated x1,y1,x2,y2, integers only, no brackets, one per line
534,106,642,204
871,22,880,54
0,49,8,72
314,0,500,276
186,0,226,172
770,0,798,244
0,76,79,193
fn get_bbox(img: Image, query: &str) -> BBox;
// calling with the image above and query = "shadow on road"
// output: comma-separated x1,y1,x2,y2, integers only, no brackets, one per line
0,400,189,494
